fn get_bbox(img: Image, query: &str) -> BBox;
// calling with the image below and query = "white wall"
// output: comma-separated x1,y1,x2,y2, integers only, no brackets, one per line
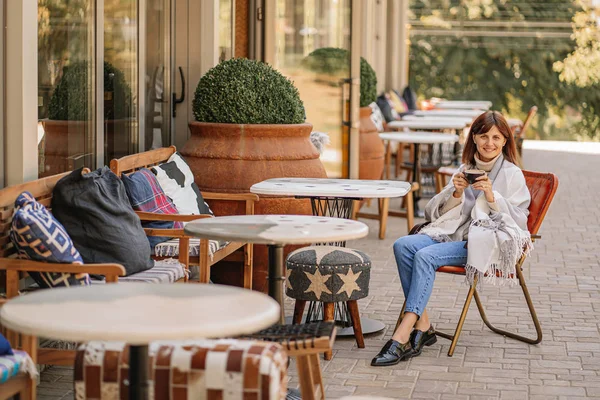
5,0,38,186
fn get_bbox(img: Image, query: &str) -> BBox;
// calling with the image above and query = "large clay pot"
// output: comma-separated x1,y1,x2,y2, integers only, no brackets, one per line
181,122,328,293
41,120,131,177
358,106,385,180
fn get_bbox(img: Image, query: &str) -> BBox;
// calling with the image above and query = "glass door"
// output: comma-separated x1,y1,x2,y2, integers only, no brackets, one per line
37,0,97,177
273,0,352,178
144,0,172,150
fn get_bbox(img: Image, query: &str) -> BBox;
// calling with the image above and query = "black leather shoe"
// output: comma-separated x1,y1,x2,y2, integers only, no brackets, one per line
371,339,415,367
410,326,437,356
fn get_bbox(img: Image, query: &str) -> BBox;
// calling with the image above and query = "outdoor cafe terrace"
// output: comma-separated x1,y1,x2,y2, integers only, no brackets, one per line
29,141,600,400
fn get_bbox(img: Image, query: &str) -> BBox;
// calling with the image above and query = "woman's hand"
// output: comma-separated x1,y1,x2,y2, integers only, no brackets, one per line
472,174,495,202
452,172,469,198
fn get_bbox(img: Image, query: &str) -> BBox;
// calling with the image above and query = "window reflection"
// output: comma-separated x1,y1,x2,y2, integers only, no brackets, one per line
38,0,96,177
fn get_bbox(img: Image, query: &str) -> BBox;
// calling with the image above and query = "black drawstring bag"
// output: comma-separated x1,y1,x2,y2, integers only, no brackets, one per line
51,167,154,276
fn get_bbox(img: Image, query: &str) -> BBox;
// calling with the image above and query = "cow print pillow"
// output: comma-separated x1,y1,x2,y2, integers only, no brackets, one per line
151,152,213,216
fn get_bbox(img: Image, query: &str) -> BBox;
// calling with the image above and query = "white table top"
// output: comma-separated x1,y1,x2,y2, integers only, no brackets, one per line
184,214,369,245
402,115,473,125
0,283,280,345
433,100,491,110
250,178,411,199
414,109,484,118
379,131,459,144
388,120,467,130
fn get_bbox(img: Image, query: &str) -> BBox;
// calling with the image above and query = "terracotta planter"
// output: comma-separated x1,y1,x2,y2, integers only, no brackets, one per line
358,106,385,180
41,119,131,177
181,122,328,292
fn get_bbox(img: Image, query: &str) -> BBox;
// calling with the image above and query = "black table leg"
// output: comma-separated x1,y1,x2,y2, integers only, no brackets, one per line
268,244,285,324
129,345,149,400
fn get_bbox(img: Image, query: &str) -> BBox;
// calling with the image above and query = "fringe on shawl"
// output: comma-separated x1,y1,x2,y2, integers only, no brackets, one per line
464,218,533,288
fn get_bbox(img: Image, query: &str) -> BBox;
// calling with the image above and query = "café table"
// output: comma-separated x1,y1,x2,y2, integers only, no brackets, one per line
379,131,458,216
433,100,491,110
250,177,411,225
401,115,473,126
0,283,280,400
250,179,410,336
414,109,484,118
388,119,467,131
184,214,369,325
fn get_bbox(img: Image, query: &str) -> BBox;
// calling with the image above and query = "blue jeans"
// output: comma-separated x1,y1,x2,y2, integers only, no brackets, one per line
393,234,468,317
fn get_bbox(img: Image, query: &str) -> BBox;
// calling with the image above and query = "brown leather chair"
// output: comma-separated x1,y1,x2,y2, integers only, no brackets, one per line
396,170,558,356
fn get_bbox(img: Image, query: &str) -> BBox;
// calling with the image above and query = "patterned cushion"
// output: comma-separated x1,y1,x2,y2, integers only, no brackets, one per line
0,350,38,384
286,246,371,302
9,192,89,288
118,259,186,283
369,102,385,132
121,168,183,249
74,340,287,400
150,152,213,216
154,238,228,259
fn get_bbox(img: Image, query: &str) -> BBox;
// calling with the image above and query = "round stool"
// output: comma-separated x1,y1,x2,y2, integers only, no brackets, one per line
286,245,371,359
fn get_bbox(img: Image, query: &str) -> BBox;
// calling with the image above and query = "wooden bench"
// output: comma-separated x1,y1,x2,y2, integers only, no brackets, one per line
110,146,259,288
0,172,127,366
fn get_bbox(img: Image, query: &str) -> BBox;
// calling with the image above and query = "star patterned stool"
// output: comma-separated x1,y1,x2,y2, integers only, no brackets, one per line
286,245,371,360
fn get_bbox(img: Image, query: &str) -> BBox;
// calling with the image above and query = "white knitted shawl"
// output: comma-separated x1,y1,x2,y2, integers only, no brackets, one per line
420,155,532,286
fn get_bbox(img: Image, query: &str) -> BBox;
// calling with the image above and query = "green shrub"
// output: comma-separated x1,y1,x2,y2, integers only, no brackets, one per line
193,58,305,124
48,61,131,121
302,47,378,108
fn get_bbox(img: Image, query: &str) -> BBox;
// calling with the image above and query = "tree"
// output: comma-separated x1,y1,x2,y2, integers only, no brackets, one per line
409,0,600,140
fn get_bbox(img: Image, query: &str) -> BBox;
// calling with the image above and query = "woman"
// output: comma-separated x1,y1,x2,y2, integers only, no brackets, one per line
371,111,532,366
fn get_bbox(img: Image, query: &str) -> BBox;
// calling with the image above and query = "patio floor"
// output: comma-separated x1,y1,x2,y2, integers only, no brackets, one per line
37,143,600,400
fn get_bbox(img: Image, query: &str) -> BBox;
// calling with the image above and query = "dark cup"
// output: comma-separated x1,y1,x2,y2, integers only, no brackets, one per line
464,169,485,184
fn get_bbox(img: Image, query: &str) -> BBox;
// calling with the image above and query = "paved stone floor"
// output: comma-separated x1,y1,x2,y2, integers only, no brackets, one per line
38,144,600,399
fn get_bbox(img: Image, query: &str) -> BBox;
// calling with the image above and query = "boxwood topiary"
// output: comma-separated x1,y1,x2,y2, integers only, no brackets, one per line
302,47,377,108
48,61,131,121
193,58,305,124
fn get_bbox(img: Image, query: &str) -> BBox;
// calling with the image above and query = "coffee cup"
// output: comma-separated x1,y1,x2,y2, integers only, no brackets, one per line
464,169,485,184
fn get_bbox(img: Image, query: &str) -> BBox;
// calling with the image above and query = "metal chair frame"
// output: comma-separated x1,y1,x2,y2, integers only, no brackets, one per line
396,170,558,356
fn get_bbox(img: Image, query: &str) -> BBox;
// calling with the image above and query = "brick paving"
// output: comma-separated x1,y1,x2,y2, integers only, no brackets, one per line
37,145,600,399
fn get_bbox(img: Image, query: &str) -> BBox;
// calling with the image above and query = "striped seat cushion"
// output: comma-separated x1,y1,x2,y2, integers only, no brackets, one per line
0,350,38,384
75,340,288,400
154,238,228,259
118,259,185,283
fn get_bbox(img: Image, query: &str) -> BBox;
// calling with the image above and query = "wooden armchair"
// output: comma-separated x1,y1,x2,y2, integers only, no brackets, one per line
110,146,258,288
0,173,126,366
396,170,558,356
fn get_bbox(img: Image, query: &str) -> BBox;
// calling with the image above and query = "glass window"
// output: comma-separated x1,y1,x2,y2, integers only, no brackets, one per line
0,0,4,187
104,0,138,162
37,0,96,177
219,0,234,62
274,0,352,178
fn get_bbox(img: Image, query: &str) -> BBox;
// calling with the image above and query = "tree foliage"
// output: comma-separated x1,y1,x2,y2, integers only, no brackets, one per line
409,0,600,140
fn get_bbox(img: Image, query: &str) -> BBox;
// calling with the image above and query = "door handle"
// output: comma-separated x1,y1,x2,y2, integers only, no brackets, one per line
172,66,185,117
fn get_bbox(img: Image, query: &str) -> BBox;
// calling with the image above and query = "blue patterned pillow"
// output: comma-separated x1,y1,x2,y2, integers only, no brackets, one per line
9,192,89,288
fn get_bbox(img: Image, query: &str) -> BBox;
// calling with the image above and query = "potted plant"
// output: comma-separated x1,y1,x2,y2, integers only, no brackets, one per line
181,58,327,292
302,48,384,180
41,61,132,177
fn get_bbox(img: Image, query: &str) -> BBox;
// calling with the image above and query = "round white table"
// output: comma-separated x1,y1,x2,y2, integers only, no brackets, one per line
414,109,484,118
388,120,467,131
380,131,458,216
0,283,280,400
251,177,411,222
250,179,410,336
433,100,491,110
184,214,369,324
401,115,473,125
